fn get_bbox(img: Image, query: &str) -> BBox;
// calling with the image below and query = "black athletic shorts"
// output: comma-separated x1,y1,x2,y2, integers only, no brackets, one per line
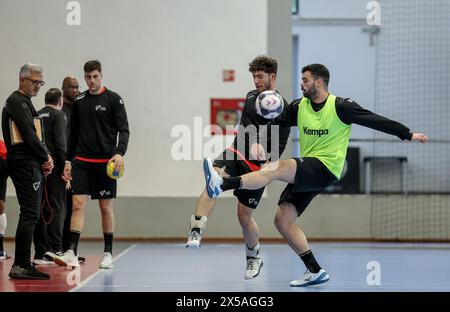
278,157,337,216
0,158,7,202
72,159,117,199
213,148,265,209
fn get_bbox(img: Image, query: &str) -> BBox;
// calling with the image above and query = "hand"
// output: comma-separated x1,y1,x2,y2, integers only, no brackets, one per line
65,180,72,190
61,161,72,182
250,143,267,161
109,154,124,172
411,133,428,143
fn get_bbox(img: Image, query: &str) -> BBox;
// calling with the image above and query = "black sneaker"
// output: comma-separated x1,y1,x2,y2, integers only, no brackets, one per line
78,256,86,263
9,264,50,280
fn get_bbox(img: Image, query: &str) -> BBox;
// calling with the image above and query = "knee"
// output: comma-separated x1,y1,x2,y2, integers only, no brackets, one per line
237,207,253,228
99,200,113,215
71,197,85,213
274,211,291,233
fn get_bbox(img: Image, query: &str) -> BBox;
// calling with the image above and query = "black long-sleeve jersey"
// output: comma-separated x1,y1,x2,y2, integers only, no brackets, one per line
273,96,413,140
2,91,49,167
233,90,291,161
67,88,130,160
38,106,67,175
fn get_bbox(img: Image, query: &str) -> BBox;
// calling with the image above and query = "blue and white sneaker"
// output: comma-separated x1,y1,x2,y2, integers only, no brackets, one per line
290,269,330,287
203,158,222,198
0,250,9,260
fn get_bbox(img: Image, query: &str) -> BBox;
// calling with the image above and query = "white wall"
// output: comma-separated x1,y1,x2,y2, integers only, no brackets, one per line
0,0,270,197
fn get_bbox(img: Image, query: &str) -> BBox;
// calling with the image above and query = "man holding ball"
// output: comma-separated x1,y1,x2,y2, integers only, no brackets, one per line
55,60,130,270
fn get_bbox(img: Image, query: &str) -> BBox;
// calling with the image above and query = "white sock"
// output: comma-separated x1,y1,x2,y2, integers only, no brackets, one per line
0,213,6,235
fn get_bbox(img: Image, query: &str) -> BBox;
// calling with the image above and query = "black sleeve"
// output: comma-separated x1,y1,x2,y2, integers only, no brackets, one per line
336,98,413,140
53,112,67,173
67,100,79,160
7,100,48,163
113,95,130,156
272,99,300,128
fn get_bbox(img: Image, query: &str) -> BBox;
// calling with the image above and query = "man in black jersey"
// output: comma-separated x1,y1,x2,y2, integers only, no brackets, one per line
60,77,82,258
32,88,68,265
203,63,428,286
54,60,130,270
186,56,291,280
2,63,54,279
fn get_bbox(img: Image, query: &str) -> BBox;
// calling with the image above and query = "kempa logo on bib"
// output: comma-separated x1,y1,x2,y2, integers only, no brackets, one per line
303,126,329,137
95,105,106,111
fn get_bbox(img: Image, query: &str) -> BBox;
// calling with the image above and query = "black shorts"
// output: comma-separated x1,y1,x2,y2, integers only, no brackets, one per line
72,159,117,199
278,157,337,216
213,149,265,209
0,158,7,202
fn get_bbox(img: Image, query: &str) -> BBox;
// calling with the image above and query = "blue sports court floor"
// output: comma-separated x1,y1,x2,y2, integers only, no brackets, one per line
68,242,450,292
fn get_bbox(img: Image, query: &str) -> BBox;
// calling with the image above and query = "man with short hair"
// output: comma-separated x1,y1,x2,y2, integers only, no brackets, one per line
55,60,130,269
33,88,68,265
204,63,428,286
60,76,80,254
2,63,54,279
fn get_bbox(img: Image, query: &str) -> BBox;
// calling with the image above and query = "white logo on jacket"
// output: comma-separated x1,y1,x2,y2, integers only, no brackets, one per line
33,182,41,191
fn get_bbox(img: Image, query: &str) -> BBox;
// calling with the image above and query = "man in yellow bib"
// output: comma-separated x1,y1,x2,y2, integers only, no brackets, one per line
203,64,428,287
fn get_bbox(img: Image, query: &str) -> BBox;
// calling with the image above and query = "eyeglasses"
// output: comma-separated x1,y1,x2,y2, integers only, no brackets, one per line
24,77,45,87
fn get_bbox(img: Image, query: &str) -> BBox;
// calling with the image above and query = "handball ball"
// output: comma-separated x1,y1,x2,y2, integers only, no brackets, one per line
255,90,284,119
106,160,124,179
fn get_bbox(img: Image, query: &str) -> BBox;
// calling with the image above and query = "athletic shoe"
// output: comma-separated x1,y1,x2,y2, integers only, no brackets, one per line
0,250,8,260
9,264,50,280
33,254,54,265
203,158,222,198
244,257,263,279
186,229,202,248
99,252,113,269
289,269,330,287
53,249,80,269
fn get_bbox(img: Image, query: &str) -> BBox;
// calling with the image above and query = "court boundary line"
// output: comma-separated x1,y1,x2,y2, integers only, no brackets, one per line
69,244,137,292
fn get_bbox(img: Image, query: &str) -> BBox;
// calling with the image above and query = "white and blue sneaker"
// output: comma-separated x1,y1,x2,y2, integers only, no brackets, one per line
203,158,222,198
0,250,9,260
290,269,330,287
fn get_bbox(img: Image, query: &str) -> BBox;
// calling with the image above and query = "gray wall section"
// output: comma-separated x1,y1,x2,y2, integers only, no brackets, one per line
268,0,293,102
4,193,372,239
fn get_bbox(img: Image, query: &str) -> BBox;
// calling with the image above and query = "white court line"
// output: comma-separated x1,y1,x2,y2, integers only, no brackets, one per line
69,244,137,292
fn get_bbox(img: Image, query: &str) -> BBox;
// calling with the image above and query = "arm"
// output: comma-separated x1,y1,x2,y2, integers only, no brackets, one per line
109,95,130,172
113,95,130,157
336,98,428,142
53,112,67,175
337,98,412,140
66,100,79,161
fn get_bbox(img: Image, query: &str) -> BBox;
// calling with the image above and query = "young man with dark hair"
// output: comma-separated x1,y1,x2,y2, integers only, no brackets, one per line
186,55,291,280
203,63,428,286
55,60,130,269
33,88,68,265
2,63,54,279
